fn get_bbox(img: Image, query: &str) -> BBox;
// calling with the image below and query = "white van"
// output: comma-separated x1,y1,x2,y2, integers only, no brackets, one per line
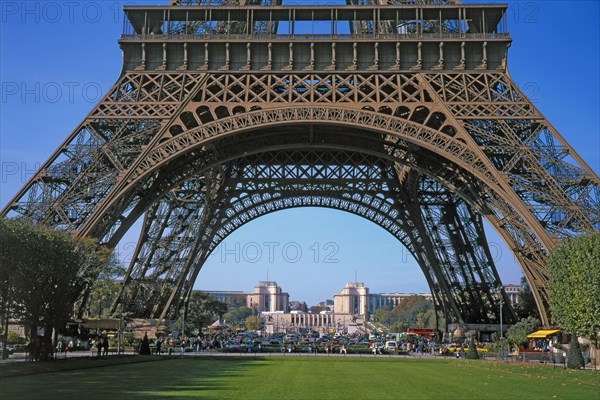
385,340,398,351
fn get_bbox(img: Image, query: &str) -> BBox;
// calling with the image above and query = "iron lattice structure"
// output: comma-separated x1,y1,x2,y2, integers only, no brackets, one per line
2,0,598,328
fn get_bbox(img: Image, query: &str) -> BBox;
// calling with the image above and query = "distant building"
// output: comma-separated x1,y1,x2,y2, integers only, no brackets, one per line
368,292,433,311
289,301,308,312
207,281,435,318
333,282,432,316
205,281,289,312
203,290,247,306
503,284,521,307
261,311,364,335
333,282,369,315
317,299,334,311
248,281,290,312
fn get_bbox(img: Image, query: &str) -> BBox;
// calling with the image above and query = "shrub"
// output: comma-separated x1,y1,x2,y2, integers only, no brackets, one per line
7,331,25,344
139,333,152,355
465,338,480,360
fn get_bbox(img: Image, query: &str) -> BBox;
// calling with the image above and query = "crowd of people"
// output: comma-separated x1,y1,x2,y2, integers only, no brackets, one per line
150,332,230,355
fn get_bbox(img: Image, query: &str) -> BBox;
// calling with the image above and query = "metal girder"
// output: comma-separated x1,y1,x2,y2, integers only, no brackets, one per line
417,177,516,323
2,1,598,328
114,151,512,328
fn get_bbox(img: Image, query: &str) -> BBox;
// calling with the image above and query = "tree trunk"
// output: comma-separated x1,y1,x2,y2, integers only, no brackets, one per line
39,326,54,361
1,300,9,360
589,341,598,367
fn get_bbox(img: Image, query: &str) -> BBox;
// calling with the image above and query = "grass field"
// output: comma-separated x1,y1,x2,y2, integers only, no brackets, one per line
1,356,598,400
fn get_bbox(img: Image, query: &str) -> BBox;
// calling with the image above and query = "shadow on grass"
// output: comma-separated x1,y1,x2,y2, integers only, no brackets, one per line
0,355,164,378
1,356,268,400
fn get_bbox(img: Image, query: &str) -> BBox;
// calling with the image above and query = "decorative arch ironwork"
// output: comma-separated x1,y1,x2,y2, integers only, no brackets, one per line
116,150,514,329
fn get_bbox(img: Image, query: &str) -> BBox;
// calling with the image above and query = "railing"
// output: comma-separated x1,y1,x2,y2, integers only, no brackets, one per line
170,1,464,7
121,32,509,41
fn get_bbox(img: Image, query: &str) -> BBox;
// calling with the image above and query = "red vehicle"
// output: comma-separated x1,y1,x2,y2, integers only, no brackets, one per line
406,328,435,336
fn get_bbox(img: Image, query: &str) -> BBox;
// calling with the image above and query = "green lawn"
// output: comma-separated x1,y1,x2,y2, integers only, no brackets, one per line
1,356,598,400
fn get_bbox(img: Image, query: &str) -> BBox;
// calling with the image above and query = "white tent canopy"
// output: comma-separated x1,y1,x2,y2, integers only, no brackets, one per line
210,320,228,328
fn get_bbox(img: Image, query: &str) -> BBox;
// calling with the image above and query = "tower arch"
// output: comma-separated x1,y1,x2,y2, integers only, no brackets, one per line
2,1,598,329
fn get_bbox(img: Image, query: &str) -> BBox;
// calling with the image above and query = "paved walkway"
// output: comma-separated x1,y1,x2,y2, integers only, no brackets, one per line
0,350,439,364
2,350,598,370
0,350,135,364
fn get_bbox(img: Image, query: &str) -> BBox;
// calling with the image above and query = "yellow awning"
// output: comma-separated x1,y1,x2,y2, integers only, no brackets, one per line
527,329,560,339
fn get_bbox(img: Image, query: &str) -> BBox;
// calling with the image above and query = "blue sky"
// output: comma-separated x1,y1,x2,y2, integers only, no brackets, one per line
1,1,598,306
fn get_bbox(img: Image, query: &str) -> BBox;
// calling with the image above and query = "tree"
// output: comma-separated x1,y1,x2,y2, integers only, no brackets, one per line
0,220,20,359
86,279,123,319
174,291,228,335
223,306,254,328
84,259,125,319
373,306,394,326
548,233,600,342
415,309,437,328
290,301,308,312
245,315,261,331
371,296,436,330
505,316,540,349
390,321,409,333
0,218,112,361
514,276,539,320
309,305,327,314
392,296,434,327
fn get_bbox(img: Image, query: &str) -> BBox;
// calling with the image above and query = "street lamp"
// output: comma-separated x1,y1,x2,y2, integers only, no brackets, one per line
497,287,505,359
117,302,123,355
180,299,188,339
498,288,504,339
442,300,448,343
499,296,504,339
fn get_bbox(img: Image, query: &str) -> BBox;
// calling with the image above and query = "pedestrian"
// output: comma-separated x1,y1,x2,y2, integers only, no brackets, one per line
96,339,102,357
56,340,62,353
156,338,162,355
180,339,185,355
102,337,109,356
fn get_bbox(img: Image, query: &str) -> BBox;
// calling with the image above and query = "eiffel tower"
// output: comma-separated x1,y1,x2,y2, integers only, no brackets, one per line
2,0,598,330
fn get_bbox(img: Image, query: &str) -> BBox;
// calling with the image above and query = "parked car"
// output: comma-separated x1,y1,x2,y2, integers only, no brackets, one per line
13,344,27,352
284,334,299,343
